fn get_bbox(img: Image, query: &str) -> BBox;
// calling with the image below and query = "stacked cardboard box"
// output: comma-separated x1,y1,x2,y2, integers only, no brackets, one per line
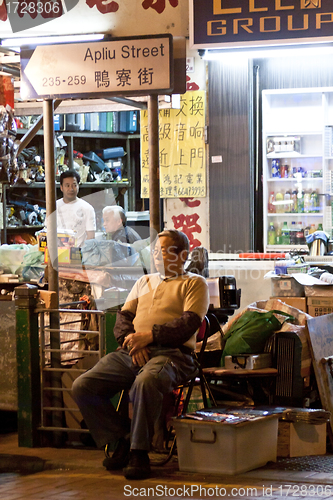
307,297,333,317
305,285,333,317
271,297,307,313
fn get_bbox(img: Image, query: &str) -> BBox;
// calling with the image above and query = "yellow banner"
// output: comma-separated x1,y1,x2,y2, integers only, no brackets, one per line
140,90,206,199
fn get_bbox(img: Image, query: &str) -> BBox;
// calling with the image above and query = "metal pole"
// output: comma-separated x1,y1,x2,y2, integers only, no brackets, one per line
148,94,160,242
43,99,62,445
43,99,59,299
18,100,62,155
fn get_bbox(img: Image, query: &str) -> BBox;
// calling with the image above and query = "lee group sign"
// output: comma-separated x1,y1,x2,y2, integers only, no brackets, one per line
190,0,333,49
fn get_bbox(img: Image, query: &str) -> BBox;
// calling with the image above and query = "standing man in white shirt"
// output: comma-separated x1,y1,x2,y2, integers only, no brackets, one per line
57,170,96,247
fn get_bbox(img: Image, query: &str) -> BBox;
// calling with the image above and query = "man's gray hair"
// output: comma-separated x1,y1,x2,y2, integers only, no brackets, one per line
102,206,126,226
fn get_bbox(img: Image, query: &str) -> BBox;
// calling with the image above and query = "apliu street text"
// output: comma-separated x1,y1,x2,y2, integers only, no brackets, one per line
84,43,166,64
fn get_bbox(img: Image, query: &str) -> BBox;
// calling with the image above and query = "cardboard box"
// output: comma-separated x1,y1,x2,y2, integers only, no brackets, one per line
308,305,333,317
0,274,19,283
271,276,305,297
38,231,77,252
277,421,327,457
307,297,333,307
173,415,278,475
44,247,81,264
305,285,333,297
272,297,307,313
45,247,70,264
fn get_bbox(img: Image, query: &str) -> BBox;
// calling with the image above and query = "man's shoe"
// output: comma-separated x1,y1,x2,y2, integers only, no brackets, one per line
103,436,130,470
123,449,151,480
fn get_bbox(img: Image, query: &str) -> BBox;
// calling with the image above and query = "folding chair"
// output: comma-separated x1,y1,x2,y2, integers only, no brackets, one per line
154,314,219,466
107,314,222,465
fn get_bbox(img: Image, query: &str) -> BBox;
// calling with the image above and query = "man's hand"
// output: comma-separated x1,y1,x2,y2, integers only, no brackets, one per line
131,347,151,367
123,332,153,355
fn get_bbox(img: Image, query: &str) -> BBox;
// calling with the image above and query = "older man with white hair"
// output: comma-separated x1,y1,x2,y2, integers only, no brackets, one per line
102,206,141,244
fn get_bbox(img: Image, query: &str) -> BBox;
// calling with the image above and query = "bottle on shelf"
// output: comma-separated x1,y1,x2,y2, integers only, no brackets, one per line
271,159,280,178
318,223,323,231
281,221,290,245
290,221,297,245
304,189,311,213
296,222,305,246
291,189,298,213
275,189,284,213
288,164,294,178
268,192,276,213
309,224,316,234
310,189,319,213
304,225,311,239
297,189,304,213
268,222,276,245
284,190,291,213
280,162,289,178
275,222,282,245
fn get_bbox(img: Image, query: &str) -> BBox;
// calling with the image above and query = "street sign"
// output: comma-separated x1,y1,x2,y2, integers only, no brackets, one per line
20,34,173,100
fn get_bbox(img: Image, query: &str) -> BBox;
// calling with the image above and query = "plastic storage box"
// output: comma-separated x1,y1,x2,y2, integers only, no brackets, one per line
172,413,278,475
224,353,272,370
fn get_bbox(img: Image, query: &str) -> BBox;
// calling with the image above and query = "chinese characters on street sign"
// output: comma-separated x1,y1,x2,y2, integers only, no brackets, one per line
140,90,206,199
20,34,173,100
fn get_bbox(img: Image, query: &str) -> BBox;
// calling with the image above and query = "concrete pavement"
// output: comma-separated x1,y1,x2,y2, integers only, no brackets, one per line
2,432,333,499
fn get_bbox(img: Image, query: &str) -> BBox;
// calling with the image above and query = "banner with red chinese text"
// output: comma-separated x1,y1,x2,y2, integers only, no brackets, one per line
140,90,206,199
1,0,188,37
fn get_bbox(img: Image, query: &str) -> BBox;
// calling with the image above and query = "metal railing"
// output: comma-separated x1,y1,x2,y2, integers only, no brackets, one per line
38,305,105,434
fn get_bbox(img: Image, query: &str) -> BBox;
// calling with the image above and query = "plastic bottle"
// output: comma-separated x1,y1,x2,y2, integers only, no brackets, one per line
297,189,304,213
271,160,280,178
310,190,319,213
290,221,297,245
296,222,305,245
284,190,291,213
281,162,289,178
304,225,311,240
275,222,282,245
309,224,316,234
281,221,290,245
291,189,298,212
304,189,311,213
268,223,276,245
275,189,284,213
268,192,276,213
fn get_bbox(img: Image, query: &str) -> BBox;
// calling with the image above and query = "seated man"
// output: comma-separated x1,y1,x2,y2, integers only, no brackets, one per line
72,229,209,480
102,206,141,244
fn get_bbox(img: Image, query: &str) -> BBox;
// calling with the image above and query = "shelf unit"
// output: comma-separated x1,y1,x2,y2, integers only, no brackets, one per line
0,116,141,244
262,88,333,252
0,181,131,244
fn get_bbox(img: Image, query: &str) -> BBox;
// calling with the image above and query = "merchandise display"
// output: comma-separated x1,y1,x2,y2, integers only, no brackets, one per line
1,111,139,244
262,89,333,251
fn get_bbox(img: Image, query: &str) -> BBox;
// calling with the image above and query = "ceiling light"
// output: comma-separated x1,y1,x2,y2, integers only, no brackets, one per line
200,42,333,61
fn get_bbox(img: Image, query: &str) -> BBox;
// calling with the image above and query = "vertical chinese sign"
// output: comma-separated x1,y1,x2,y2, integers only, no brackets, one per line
140,90,206,199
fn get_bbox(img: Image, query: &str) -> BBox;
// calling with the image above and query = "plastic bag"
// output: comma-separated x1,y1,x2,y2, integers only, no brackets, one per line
221,309,294,366
80,239,139,267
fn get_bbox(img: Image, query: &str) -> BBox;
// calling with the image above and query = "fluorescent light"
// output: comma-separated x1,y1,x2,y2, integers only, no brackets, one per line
201,43,333,61
1,34,105,51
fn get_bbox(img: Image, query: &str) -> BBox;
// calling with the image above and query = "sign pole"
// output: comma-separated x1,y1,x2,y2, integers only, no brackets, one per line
43,99,62,444
148,94,160,245
43,99,59,300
